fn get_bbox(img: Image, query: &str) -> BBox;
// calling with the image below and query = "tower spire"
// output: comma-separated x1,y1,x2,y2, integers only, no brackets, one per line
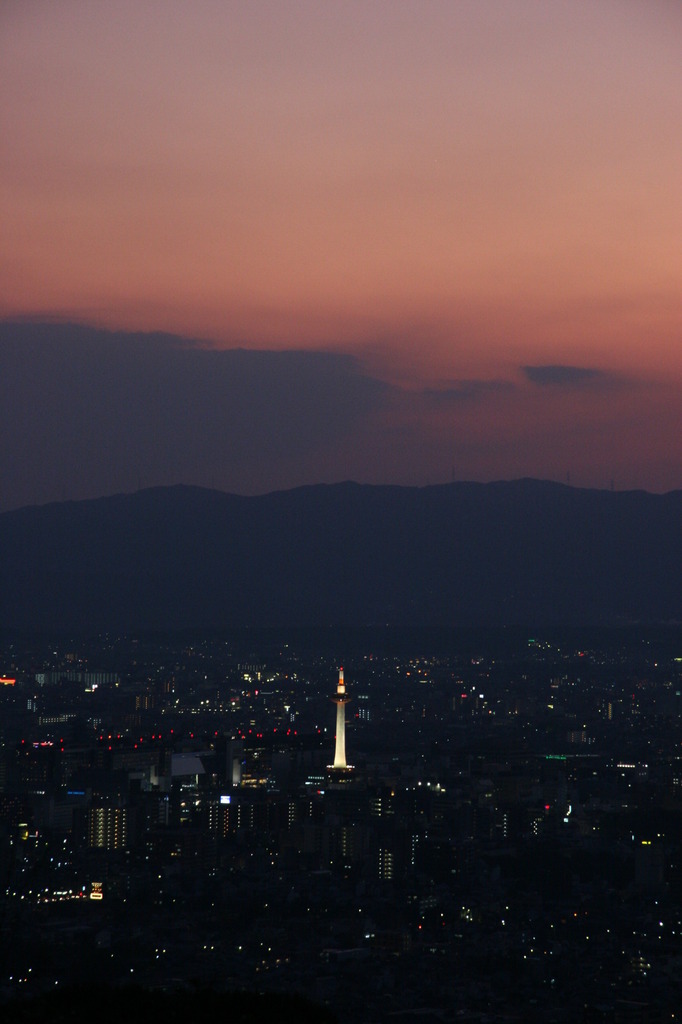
331,666,350,769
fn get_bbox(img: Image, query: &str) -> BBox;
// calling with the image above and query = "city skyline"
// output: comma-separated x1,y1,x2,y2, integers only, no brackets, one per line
2,626,681,1020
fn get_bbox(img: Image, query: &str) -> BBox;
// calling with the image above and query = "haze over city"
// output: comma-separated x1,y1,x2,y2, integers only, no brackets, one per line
2,1,681,509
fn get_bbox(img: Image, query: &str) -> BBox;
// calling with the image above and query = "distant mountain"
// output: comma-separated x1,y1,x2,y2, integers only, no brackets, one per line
1,480,680,631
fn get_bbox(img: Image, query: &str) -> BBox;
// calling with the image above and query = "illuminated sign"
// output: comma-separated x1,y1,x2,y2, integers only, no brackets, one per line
90,881,103,900
0,677,16,686
220,795,231,805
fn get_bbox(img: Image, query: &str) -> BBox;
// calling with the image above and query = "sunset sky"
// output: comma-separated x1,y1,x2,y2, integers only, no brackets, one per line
1,1,680,508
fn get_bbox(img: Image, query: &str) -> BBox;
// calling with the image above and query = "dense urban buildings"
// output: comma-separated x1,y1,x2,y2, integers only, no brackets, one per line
1,627,681,1022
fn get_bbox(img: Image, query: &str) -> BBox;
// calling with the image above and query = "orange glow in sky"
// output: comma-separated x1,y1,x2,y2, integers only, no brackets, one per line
1,1,680,498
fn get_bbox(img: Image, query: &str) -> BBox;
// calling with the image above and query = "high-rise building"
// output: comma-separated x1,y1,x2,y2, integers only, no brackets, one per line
88,804,128,849
331,667,351,769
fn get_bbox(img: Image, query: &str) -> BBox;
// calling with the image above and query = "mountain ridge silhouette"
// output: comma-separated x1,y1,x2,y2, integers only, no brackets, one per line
1,480,680,631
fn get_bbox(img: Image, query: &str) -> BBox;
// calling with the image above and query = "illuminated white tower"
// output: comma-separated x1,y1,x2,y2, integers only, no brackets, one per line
331,667,351,769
